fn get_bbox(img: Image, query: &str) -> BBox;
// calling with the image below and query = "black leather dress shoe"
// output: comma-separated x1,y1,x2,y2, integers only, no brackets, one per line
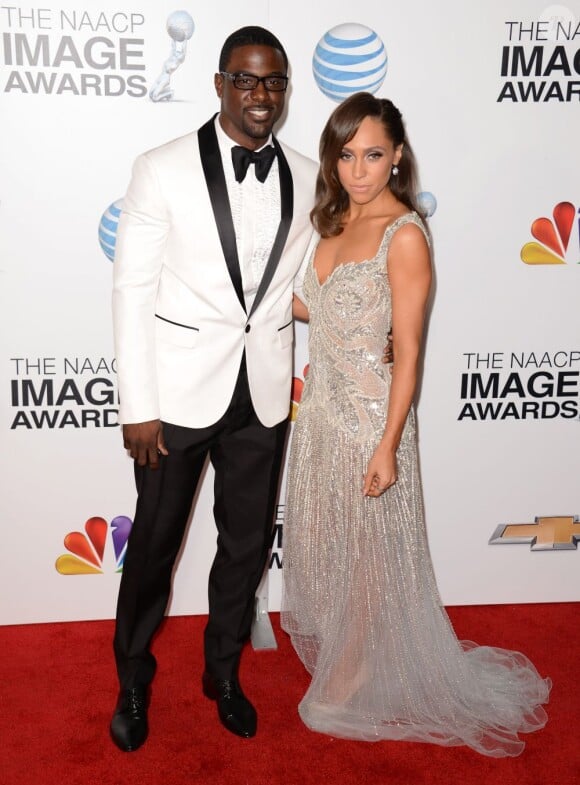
202,672,257,738
110,686,149,752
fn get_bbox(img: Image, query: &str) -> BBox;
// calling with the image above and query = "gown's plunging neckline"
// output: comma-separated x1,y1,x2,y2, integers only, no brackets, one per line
312,213,410,287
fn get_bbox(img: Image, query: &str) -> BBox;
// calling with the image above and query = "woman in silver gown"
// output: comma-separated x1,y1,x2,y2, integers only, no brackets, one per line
281,93,550,757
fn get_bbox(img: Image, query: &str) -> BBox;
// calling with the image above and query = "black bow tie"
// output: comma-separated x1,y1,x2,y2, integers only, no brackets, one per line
231,144,277,183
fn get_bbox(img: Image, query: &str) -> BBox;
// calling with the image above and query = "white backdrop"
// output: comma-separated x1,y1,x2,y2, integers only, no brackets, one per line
1,0,579,624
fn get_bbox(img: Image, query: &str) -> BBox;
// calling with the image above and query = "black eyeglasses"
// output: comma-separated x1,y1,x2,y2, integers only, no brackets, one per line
220,72,289,92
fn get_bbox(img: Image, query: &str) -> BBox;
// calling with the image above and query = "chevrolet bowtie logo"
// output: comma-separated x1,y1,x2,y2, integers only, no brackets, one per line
490,516,580,551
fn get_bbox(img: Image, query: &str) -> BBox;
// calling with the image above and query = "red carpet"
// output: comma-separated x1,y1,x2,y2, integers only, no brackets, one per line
0,605,577,785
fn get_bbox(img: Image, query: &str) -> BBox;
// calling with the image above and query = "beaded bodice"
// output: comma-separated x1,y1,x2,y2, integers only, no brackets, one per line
300,212,427,443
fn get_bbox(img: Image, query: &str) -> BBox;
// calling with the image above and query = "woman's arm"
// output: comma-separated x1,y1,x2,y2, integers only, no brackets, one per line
363,222,431,496
292,294,310,322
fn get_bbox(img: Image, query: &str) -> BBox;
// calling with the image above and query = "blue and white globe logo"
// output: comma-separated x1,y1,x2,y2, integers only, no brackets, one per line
313,23,388,102
98,199,123,262
416,191,437,218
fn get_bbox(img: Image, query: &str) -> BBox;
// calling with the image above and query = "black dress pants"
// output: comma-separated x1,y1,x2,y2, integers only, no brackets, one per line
113,358,288,687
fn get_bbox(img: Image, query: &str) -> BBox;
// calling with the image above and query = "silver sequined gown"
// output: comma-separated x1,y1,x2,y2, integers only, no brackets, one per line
281,213,550,756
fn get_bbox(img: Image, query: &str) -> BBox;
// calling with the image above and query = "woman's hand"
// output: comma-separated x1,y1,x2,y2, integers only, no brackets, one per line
363,444,397,497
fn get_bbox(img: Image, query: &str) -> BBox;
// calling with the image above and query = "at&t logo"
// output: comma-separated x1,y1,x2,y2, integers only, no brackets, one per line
98,199,122,262
312,23,388,102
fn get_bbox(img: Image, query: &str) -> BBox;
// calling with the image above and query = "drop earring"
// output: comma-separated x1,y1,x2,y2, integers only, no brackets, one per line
391,165,399,176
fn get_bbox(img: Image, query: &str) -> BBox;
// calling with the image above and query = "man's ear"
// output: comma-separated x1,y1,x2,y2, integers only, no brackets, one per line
214,72,224,98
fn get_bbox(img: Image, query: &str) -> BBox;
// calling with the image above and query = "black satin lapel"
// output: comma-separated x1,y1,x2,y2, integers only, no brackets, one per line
248,137,294,318
198,117,246,313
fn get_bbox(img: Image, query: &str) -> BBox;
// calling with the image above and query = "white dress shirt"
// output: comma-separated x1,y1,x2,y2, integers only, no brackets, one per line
215,117,281,313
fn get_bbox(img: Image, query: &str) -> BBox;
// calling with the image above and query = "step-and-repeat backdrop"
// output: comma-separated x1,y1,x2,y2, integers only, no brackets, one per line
1,1,578,624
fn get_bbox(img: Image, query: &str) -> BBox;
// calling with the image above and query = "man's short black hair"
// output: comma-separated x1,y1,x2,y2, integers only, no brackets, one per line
219,26,288,72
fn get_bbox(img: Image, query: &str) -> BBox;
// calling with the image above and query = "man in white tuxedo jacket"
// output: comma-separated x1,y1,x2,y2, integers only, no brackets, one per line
110,26,317,751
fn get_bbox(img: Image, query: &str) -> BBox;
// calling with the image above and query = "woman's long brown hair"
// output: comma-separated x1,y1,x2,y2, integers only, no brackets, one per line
311,92,421,238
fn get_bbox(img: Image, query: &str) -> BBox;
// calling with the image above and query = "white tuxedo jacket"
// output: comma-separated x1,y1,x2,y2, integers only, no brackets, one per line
113,117,317,428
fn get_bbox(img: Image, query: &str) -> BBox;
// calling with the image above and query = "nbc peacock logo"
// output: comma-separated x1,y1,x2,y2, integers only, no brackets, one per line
290,364,309,421
521,201,579,265
55,515,133,575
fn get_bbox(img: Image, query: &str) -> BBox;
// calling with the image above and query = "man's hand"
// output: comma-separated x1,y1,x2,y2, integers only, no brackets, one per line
122,419,168,469
382,330,393,365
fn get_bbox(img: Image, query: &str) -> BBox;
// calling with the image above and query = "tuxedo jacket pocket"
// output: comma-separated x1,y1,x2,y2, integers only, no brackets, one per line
277,320,294,348
155,314,199,348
